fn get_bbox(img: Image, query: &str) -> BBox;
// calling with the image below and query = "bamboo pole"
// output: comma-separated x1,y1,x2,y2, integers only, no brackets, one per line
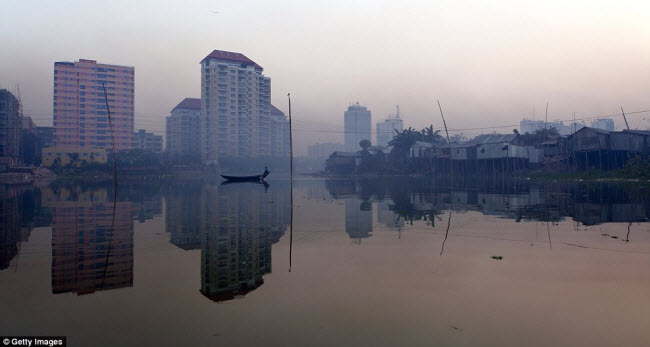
288,93,293,272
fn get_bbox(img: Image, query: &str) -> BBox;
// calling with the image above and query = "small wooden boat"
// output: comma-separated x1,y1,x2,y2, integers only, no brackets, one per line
220,174,263,182
220,170,269,182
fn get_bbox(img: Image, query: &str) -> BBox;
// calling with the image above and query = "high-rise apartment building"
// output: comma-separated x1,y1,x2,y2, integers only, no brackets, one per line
344,103,371,151
166,98,201,157
0,89,22,168
591,118,615,132
520,118,584,136
269,105,290,158
376,106,403,147
200,50,271,164
133,129,162,152
53,59,134,151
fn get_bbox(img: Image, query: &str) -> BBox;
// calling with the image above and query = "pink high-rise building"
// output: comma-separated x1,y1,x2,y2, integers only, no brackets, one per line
53,59,134,151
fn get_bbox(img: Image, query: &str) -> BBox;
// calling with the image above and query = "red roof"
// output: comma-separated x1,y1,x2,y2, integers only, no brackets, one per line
173,98,201,111
201,50,262,70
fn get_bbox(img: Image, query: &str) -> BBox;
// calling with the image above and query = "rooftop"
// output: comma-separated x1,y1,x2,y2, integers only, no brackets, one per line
270,105,284,116
574,126,611,135
623,129,650,136
465,133,519,146
201,50,262,70
172,98,201,111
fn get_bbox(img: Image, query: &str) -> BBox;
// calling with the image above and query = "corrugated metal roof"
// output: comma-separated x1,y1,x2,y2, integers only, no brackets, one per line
623,129,650,136
575,127,611,135
331,151,359,157
464,133,518,146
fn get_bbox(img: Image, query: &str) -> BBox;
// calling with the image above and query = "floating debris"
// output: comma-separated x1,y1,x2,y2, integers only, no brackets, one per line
490,255,503,260
601,233,610,236
611,236,619,239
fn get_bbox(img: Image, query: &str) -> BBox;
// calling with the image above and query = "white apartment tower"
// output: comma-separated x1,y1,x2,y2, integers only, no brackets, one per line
200,50,271,164
376,106,404,147
344,103,371,151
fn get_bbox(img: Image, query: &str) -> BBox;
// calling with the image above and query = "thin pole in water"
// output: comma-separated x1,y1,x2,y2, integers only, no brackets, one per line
437,100,453,255
101,82,118,289
288,93,293,272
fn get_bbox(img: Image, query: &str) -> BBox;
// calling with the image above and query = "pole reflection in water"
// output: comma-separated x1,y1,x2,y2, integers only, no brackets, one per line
197,181,290,302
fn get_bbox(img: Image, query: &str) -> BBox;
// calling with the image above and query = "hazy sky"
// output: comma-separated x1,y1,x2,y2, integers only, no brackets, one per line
1,0,649,154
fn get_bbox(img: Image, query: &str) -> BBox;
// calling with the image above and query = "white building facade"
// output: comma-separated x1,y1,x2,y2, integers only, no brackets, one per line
376,107,403,147
344,103,371,151
166,98,201,156
200,50,271,164
269,105,290,158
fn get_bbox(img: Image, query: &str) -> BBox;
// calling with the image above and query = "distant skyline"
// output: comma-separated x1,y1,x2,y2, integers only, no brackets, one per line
1,0,649,155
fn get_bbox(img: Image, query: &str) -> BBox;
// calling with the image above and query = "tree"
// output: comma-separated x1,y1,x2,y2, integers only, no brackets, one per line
359,139,371,150
387,127,422,170
520,127,560,146
421,125,445,144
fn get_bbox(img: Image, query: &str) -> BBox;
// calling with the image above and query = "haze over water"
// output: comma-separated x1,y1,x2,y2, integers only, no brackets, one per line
1,177,649,346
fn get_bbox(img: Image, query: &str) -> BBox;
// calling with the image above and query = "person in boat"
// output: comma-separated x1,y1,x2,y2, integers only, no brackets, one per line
262,166,270,179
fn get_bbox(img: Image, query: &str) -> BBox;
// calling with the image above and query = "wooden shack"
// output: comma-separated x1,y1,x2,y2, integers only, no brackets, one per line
472,134,527,160
610,130,650,153
541,137,568,157
409,141,434,158
325,151,359,174
568,127,610,152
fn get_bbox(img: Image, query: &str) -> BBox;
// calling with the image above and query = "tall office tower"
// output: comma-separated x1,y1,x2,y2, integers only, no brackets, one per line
344,103,371,151
0,89,22,167
376,106,404,147
269,105,290,158
166,98,201,157
53,59,134,151
200,50,271,164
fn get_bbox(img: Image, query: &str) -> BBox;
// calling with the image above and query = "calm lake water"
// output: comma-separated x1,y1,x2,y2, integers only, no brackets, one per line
1,177,649,346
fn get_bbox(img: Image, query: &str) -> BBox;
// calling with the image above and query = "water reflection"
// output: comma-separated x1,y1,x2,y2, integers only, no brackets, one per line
43,186,135,295
199,182,289,302
0,185,29,270
0,177,648,293
324,178,650,233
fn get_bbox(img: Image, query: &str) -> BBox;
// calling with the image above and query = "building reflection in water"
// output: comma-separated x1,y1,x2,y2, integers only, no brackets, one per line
164,181,290,302
165,182,202,250
0,185,31,270
325,177,650,238
43,186,134,295
345,198,373,243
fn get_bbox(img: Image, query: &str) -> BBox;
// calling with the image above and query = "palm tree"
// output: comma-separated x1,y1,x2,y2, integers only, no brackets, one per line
388,127,422,171
421,125,445,144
